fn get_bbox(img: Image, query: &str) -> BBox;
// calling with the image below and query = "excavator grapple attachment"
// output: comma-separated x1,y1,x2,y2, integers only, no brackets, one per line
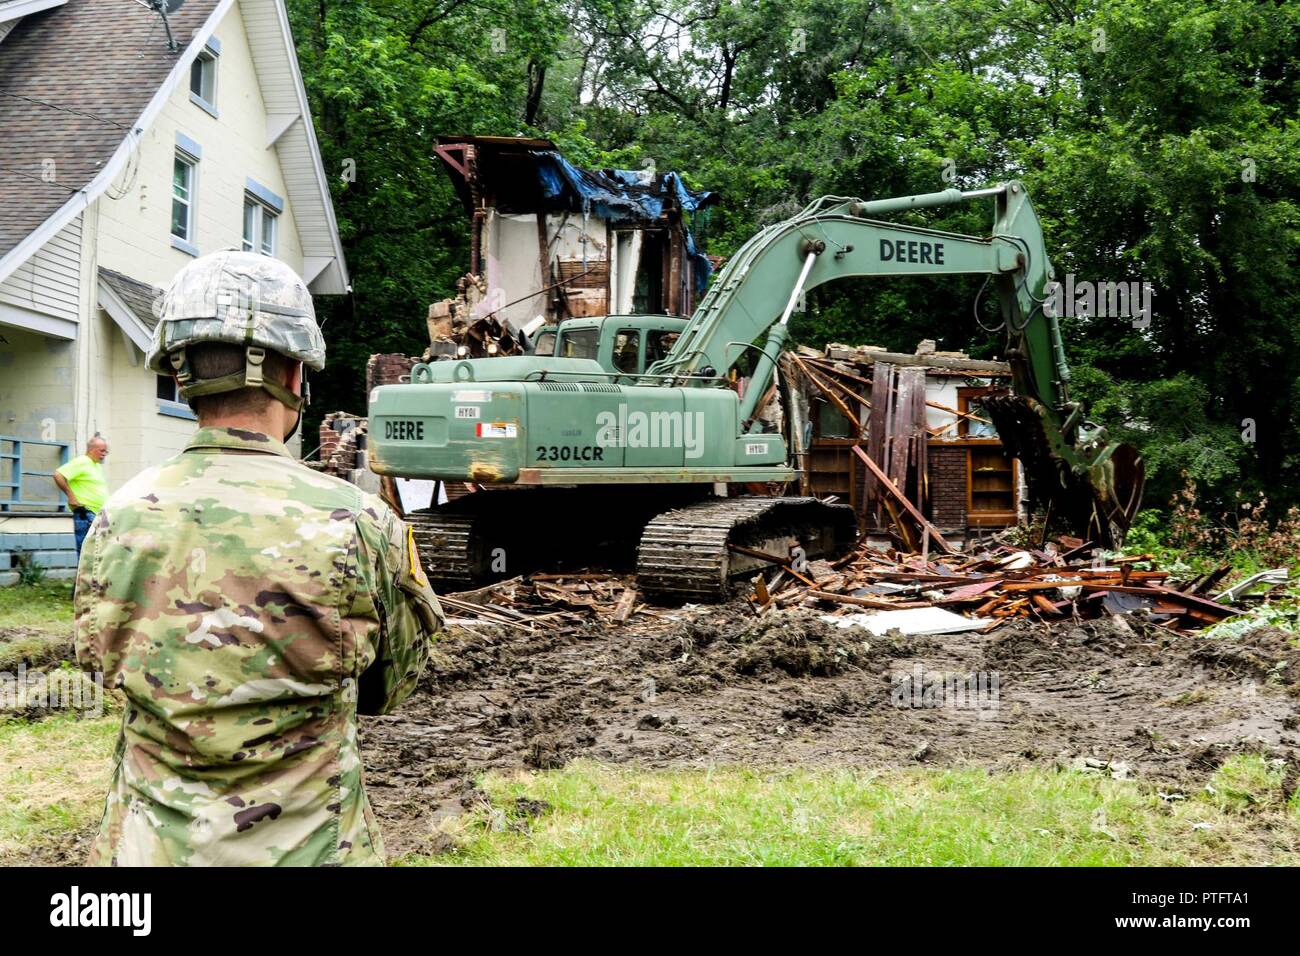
983,392,1144,547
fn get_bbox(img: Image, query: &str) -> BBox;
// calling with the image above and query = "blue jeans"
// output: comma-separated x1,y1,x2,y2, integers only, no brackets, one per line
73,509,96,558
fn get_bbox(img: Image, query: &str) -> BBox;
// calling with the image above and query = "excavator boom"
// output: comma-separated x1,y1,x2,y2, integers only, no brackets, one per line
643,181,1142,543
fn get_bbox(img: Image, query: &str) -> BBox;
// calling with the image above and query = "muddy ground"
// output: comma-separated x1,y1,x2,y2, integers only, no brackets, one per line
4,601,1297,863
360,602,1300,858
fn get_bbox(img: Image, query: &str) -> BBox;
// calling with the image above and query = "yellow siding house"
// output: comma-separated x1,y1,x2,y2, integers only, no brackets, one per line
0,0,348,582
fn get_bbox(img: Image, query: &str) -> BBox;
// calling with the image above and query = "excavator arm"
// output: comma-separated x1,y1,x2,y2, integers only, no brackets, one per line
649,181,1143,545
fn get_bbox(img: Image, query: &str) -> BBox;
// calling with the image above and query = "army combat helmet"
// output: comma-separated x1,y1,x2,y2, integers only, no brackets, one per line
146,249,325,411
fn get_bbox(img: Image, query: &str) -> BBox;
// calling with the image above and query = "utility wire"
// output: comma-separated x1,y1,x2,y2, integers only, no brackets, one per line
0,88,133,131
0,163,82,194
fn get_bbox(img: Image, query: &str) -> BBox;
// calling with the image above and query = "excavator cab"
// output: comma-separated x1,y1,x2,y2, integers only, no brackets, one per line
530,325,557,356
551,315,689,377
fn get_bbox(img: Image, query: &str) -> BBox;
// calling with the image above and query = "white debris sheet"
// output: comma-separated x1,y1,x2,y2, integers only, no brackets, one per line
822,607,992,636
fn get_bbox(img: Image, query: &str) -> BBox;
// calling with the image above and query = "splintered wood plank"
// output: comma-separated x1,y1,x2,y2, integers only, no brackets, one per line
852,444,955,554
613,587,638,623
1031,593,1063,616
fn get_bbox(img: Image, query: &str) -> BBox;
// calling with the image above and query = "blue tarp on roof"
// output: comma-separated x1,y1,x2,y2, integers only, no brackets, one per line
531,151,716,293
533,151,715,220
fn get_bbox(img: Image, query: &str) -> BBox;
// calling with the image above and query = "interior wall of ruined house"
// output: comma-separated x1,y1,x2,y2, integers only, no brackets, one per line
481,209,631,328
482,210,546,330
789,348,1029,538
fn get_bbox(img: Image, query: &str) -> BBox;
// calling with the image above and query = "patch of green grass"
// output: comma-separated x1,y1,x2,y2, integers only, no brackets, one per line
0,710,118,863
1206,754,1297,816
0,634,70,670
401,758,1300,867
0,582,74,632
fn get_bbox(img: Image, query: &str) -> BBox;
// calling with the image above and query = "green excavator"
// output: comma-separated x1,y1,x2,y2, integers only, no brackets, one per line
367,181,1145,600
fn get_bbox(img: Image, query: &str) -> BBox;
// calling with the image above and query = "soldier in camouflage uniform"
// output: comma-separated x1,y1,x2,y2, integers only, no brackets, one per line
75,250,443,866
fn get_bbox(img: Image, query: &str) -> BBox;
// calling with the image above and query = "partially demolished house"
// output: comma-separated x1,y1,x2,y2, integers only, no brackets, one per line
782,341,1027,544
427,135,717,356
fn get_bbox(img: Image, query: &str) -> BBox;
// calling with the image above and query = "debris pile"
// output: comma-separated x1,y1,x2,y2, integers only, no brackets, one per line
742,535,1251,636
439,574,650,631
425,273,524,360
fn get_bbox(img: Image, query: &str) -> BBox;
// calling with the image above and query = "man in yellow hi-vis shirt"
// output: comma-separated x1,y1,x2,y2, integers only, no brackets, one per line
54,436,109,558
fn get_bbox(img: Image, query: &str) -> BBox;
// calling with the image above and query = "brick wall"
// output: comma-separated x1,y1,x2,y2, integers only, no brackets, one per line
314,412,366,477
366,354,417,395
929,445,967,530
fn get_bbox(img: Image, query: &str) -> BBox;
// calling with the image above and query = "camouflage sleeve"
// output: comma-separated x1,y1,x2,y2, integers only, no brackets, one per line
352,498,444,716
73,509,109,677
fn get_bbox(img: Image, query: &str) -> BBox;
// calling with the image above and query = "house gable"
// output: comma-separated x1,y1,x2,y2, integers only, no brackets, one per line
95,0,313,294
0,0,346,306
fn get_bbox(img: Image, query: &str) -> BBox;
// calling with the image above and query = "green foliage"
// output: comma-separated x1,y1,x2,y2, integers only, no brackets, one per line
288,0,1300,511
1204,597,1300,641
1074,371,1248,507
1121,509,1166,557
13,554,46,588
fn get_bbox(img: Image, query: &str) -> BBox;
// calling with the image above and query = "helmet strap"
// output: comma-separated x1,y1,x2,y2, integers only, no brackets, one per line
168,349,193,384
244,346,265,388
282,373,309,442
177,346,307,412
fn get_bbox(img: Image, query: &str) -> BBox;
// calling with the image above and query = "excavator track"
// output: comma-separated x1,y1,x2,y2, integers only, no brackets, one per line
636,497,857,602
405,487,707,593
408,492,855,602
406,509,482,591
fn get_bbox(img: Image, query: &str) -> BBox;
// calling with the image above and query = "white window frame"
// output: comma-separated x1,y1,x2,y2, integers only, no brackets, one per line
189,41,219,117
172,151,197,244
242,195,279,256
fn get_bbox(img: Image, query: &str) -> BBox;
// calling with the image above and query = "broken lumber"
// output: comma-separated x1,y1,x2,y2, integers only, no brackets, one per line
851,444,954,554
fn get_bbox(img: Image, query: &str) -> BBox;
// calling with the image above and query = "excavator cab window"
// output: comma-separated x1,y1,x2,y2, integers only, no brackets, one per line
532,329,556,356
645,330,679,366
557,326,599,360
612,329,641,373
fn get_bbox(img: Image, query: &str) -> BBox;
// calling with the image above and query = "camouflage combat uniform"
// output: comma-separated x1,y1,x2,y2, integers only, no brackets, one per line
75,426,443,866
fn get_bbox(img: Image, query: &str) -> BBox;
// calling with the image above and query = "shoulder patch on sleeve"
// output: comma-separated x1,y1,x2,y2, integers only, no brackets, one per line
406,525,429,589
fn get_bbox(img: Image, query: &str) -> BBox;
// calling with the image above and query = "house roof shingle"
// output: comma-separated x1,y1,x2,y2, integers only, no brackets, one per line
0,0,220,259
99,266,163,332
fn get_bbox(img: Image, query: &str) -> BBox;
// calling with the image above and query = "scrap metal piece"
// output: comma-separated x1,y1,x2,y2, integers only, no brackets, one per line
1214,568,1290,605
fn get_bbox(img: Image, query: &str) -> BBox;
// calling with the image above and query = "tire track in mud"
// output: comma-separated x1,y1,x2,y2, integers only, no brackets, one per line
360,607,1300,857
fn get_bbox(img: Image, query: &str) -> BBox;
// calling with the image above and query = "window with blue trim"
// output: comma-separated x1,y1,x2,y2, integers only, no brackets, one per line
156,375,197,421
243,195,278,255
172,152,196,242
